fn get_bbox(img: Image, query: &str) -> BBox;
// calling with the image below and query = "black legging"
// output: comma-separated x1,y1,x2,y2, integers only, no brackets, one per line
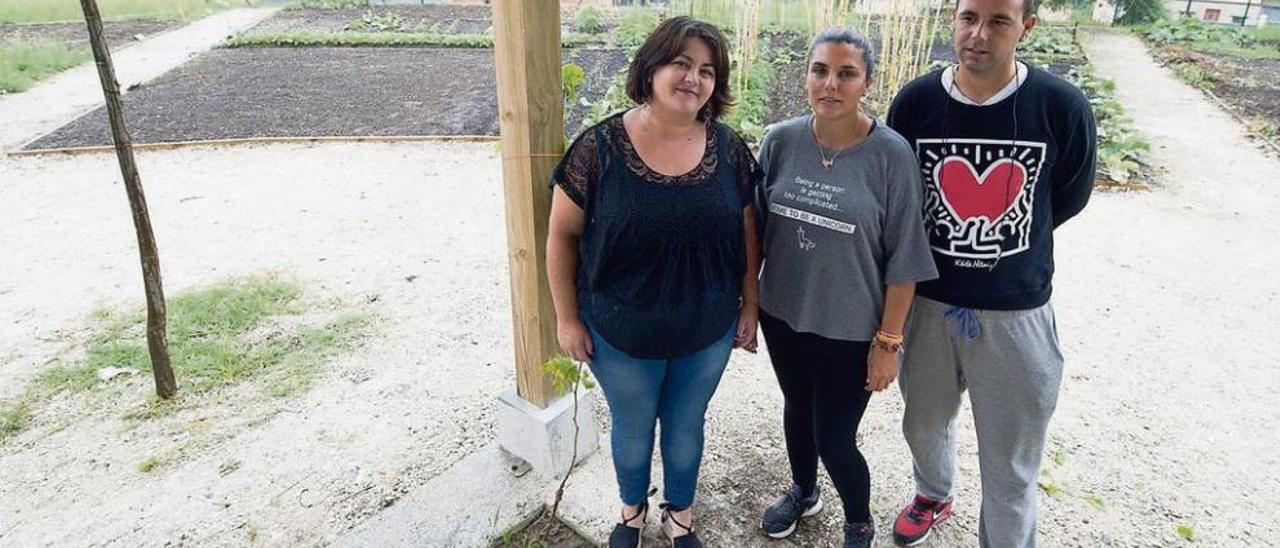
760,310,873,524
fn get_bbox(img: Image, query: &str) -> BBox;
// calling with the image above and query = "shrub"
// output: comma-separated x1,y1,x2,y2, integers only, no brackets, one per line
574,6,605,34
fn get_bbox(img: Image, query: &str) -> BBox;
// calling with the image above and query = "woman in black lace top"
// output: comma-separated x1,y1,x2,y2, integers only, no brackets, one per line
546,16,762,548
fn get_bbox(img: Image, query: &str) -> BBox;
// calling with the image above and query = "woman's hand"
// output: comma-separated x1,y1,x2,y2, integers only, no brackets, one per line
735,305,759,353
865,346,898,392
557,318,594,362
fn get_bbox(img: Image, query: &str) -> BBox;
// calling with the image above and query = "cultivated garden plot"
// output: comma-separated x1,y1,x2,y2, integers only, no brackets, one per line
22,4,1148,191
22,46,630,148
1138,18,1280,142
1160,50,1280,138
0,20,179,50
245,4,531,35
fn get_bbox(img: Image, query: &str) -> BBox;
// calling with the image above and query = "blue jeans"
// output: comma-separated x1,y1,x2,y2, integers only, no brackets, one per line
587,322,735,509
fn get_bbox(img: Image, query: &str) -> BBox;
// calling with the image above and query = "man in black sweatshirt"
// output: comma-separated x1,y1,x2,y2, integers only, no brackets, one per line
885,0,1096,545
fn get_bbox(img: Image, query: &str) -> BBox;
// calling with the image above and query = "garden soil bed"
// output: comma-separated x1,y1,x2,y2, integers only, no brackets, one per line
22,46,629,150
1197,51,1280,133
491,510,593,548
0,20,180,50
243,5,605,36
23,23,1089,151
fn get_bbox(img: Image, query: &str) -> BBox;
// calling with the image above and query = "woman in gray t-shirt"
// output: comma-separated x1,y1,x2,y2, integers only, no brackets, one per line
754,28,937,548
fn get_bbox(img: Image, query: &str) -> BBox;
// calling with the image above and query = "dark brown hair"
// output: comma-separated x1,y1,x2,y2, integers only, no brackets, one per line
625,16,732,122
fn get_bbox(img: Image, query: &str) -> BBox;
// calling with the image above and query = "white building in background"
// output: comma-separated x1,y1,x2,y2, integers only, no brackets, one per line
1163,0,1280,25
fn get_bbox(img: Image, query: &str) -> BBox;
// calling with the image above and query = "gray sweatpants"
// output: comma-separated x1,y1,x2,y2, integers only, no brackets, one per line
899,296,1064,548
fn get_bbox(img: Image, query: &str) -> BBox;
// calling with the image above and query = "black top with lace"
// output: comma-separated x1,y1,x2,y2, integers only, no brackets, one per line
552,111,761,359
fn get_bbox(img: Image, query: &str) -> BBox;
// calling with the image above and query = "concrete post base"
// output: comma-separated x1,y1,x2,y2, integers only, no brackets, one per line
496,387,599,477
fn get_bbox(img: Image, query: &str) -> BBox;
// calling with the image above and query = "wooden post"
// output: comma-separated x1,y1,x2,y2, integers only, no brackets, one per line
80,0,176,399
491,0,562,408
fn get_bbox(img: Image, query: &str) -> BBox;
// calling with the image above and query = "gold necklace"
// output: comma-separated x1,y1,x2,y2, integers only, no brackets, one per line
811,115,864,169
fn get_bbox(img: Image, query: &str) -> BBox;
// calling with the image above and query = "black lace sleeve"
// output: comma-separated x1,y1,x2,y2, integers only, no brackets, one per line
550,128,600,209
726,128,763,209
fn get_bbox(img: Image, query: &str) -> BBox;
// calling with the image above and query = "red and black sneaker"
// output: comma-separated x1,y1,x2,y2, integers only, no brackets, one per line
892,495,953,547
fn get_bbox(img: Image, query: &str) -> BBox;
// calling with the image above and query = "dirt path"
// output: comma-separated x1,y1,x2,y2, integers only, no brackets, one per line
0,143,514,547
1034,29,1280,545
0,8,277,152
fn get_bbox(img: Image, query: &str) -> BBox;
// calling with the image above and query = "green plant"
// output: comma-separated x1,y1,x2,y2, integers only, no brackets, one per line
1067,65,1150,185
1008,27,1150,186
614,9,660,49
1176,524,1195,541
345,10,402,32
1250,25,1280,43
582,69,634,130
1139,17,1253,48
1037,478,1062,498
562,62,586,143
418,20,460,35
227,31,605,49
292,0,370,9
0,400,30,443
1017,27,1077,66
1172,62,1219,89
563,64,586,107
138,455,162,473
1249,118,1277,139
540,355,595,518
1114,0,1166,25
867,2,948,115
724,47,775,143
1086,494,1106,509
574,6,605,34
723,0,773,142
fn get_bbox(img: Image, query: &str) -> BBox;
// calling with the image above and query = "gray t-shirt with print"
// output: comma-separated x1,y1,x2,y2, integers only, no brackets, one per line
757,115,938,342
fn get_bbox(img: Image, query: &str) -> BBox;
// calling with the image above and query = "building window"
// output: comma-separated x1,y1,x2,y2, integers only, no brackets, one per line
1230,15,1246,24
1204,8,1220,21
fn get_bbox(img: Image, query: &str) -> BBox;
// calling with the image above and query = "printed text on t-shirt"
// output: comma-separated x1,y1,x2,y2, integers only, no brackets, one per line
783,176,846,213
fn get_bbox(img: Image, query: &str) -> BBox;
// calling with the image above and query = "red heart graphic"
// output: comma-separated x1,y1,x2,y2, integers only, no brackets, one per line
937,158,1026,223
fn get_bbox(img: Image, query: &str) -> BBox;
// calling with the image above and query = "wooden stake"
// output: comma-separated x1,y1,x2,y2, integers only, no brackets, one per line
491,0,563,408
80,0,176,399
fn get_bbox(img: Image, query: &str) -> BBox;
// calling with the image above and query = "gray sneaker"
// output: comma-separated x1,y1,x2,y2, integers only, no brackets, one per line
843,521,874,548
760,484,823,539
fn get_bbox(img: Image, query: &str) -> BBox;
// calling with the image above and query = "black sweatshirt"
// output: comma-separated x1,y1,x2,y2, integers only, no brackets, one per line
887,63,1097,311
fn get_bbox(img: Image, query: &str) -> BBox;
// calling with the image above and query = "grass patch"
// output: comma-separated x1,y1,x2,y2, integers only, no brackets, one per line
225,30,606,48
0,400,31,443
138,455,162,473
0,276,367,442
1248,117,1277,139
1187,40,1280,60
1251,25,1280,42
1176,524,1195,541
0,39,93,93
0,0,246,23
38,277,305,397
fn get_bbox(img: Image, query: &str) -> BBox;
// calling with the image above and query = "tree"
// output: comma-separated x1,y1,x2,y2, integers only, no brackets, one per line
79,0,176,398
1114,0,1167,25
